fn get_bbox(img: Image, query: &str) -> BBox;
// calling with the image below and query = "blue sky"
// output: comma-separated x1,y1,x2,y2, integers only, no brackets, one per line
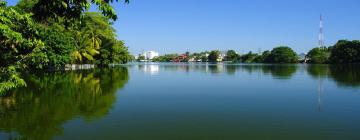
7,0,360,55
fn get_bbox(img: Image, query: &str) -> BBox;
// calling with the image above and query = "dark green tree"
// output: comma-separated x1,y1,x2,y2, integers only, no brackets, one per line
225,50,239,62
329,40,360,63
31,0,129,25
266,46,298,63
241,51,258,63
33,24,75,69
254,50,271,63
307,47,330,64
208,50,220,62
96,39,130,65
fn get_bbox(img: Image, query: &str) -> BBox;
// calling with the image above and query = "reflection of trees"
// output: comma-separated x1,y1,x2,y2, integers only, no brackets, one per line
0,67,129,140
261,65,297,79
329,65,360,87
306,64,360,88
226,65,237,75
306,64,330,79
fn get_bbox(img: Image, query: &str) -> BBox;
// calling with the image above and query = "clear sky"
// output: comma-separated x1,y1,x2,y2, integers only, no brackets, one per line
7,0,360,55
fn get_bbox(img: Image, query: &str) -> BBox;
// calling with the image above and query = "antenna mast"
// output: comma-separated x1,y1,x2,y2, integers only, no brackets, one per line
319,14,325,48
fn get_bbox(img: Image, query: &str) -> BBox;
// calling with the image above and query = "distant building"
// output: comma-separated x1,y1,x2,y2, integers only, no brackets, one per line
298,53,310,63
219,51,227,61
142,51,159,60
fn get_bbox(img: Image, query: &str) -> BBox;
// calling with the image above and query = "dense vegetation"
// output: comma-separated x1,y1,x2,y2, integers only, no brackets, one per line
150,40,360,65
0,0,131,94
151,46,299,63
329,40,360,63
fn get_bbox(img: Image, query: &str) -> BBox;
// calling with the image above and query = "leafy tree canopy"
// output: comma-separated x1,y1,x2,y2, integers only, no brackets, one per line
266,46,298,63
307,47,330,64
30,0,129,24
208,50,220,62
329,40,360,63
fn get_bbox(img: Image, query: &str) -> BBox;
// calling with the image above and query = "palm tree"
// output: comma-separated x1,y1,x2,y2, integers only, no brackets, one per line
72,30,101,63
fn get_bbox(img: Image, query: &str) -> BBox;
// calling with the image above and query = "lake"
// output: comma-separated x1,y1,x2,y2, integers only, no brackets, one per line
1,63,360,140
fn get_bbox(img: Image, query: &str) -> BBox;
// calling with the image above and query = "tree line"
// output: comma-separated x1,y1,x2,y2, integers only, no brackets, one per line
0,0,131,94
150,40,360,64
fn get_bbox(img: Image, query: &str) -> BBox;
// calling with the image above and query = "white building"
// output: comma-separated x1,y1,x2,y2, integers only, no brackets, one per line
142,51,159,60
219,51,227,61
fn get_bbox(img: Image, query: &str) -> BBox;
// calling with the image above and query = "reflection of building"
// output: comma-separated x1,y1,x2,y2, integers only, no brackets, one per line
143,64,159,75
142,51,159,60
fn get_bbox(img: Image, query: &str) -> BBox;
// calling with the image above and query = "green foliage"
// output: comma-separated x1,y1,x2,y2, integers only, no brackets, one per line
137,55,145,61
72,12,131,64
0,6,44,68
225,50,239,61
265,46,298,63
96,39,130,65
34,24,75,69
16,0,39,13
208,50,220,62
0,66,26,95
307,47,330,64
254,50,271,63
240,51,258,63
31,0,129,24
153,54,178,62
192,52,208,62
329,40,360,63
0,3,131,93
0,0,6,7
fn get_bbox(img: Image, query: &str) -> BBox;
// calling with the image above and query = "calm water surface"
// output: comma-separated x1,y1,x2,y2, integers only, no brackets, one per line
1,63,360,140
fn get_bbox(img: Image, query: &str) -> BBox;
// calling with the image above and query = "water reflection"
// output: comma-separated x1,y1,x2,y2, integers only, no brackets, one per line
306,64,360,88
1,64,360,140
139,63,160,75
134,63,360,88
0,67,129,140
329,65,360,87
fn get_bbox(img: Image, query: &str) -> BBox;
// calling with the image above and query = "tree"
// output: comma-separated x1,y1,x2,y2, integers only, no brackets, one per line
241,51,258,63
96,39,130,65
0,6,44,68
266,46,298,63
152,54,178,62
254,50,271,63
208,50,220,62
72,12,119,64
307,47,330,64
15,0,38,13
137,55,145,61
31,24,76,69
0,66,26,95
225,50,239,62
329,40,360,63
0,0,6,7
31,0,129,25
